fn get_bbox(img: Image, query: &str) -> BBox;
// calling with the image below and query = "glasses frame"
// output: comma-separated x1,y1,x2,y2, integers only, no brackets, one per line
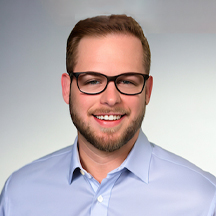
70,71,149,96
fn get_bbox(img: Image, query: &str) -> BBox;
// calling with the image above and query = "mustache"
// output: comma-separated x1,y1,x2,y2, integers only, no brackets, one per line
88,108,130,115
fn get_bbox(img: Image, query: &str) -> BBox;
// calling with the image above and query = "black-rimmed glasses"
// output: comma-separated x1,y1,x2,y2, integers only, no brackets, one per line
70,71,149,95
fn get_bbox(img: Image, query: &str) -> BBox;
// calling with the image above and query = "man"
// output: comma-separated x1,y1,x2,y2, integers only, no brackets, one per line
0,15,216,216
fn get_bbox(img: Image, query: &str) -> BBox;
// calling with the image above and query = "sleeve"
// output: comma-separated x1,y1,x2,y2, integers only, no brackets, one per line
0,178,11,216
209,190,216,216
0,185,6,216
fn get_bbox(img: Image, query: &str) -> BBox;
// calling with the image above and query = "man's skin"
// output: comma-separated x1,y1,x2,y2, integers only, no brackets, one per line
61,33,153,183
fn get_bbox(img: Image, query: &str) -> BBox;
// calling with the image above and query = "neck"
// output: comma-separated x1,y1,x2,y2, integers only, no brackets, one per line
78,130,139,183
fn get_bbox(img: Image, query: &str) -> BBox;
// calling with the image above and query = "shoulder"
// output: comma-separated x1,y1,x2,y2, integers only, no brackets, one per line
0,145,75,214
150,143,216,213
5,145,73,193
151,143,216,188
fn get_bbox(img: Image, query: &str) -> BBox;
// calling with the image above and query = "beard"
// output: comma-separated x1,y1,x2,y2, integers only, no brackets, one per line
69,94,145,152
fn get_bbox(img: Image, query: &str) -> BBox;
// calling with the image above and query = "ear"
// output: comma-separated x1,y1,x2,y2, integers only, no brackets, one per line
145,75,153,105
61,73,71,104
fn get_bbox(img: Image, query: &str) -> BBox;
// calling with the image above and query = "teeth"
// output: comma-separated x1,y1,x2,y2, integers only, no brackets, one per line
96,115,121,120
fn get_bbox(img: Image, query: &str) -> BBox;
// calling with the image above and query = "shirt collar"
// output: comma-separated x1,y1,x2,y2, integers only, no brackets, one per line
123,130,153,183
69,136,82,184
68,130,153,184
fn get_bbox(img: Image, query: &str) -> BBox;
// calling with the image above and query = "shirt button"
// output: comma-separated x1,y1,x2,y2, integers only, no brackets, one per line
80,170,85,175
97,195,103,203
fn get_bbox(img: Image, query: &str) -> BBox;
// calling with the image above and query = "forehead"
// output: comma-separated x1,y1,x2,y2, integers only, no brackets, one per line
74,34,145,74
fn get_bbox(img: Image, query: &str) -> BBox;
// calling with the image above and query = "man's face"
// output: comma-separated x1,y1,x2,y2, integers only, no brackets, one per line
67,34,152,152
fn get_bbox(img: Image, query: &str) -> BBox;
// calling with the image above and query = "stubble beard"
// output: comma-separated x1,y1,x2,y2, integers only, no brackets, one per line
69,95,145,152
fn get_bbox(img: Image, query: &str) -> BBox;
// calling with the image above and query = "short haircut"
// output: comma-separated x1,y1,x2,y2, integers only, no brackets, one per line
66,14,151,74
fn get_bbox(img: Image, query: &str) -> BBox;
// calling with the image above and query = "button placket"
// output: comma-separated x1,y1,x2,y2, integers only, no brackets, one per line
90,168,124,215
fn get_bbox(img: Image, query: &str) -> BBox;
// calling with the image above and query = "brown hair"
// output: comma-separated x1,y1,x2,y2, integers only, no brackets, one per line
66,14,151,74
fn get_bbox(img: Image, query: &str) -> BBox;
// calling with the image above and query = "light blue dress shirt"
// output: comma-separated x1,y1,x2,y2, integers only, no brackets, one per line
0,130,216,215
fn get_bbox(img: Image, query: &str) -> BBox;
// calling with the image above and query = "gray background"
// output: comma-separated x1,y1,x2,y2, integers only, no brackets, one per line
1,0,216,190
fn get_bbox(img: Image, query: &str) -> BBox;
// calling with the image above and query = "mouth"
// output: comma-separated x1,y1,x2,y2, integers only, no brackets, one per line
94,114,124,121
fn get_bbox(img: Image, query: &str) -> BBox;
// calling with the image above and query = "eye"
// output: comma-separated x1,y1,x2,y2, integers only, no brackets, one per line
84,79,101,85
116,74,143,88
121,80,136,85
117,78,137,86
79,74,104,86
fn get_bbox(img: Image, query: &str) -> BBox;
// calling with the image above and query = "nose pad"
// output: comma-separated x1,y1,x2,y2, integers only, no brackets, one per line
100,82,121,106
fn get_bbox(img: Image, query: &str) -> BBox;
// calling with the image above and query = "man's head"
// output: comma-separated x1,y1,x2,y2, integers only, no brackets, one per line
66,14,151,75
62,15,153,153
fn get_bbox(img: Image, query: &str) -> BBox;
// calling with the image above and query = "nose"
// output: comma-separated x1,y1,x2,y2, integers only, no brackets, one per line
100,81,121,106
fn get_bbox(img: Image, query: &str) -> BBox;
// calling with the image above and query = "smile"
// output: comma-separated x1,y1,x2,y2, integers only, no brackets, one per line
95,115,122,121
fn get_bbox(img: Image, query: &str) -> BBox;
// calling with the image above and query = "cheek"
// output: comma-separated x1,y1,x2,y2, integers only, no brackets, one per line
123,95,145,114
71,91,98,115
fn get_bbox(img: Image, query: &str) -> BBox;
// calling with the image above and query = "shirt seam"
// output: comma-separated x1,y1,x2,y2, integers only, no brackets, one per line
9,147,73,185
207,190,216,216
4,174,13,215
3,147,73,215
152,151,216,187
33,147,72,163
